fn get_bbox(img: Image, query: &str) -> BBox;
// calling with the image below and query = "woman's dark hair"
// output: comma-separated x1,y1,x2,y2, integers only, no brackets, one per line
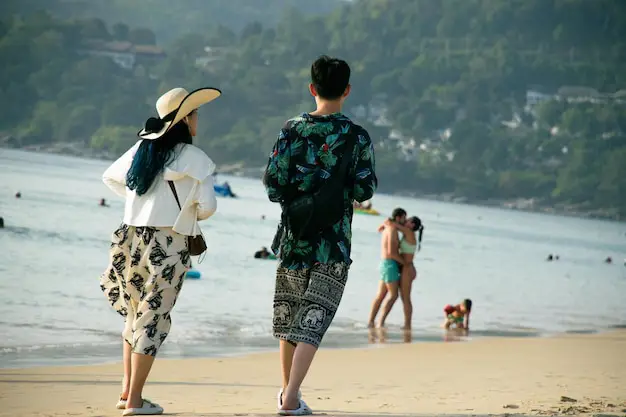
463,298,473,312
409,216,424,248
126,121,192,196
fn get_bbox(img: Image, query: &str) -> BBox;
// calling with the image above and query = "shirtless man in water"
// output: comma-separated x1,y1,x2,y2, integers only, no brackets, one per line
367,208,408,328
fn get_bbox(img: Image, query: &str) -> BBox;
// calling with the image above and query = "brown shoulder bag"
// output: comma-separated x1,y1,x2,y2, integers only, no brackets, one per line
168,181,208,256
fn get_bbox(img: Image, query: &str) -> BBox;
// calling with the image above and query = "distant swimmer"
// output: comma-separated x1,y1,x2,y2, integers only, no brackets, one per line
99,198,109,207
547,254,554,261
0,217,4,228
261,214,266,220
15,191,21,198
224,182,235,197
605,256,613,264
254,246,271,259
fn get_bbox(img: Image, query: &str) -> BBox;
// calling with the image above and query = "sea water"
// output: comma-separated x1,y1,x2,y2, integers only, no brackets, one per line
1,149,625,368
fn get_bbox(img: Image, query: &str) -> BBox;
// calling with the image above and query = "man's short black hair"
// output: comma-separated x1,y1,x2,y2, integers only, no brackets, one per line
391,208,406,219
311,55,351,100
463,298,473,312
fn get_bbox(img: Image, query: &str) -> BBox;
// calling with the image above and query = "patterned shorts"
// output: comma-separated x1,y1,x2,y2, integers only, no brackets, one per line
100,224,191,356
273,262,349,348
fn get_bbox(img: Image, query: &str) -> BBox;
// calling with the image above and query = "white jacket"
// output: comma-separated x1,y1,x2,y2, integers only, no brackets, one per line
102,141,217,236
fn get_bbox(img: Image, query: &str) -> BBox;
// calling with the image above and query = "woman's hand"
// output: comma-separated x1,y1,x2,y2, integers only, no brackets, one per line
377,224,385,233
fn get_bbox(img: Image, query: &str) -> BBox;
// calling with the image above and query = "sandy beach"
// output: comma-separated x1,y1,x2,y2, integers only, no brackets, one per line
1,331,625,417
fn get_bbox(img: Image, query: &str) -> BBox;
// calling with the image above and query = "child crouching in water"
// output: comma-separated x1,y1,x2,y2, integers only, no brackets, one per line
442,299,472,330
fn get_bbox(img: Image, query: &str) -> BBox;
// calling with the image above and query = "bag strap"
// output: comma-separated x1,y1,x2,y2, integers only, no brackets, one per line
168,181,182,211
168,180,205,253
336,135,356,183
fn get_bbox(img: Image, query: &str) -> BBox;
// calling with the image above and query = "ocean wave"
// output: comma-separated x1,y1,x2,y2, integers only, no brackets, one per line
2,225,110,246
0,340,120,354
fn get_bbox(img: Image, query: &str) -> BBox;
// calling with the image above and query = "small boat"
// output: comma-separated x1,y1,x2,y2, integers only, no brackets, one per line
354,207,380,216
214,183,237,198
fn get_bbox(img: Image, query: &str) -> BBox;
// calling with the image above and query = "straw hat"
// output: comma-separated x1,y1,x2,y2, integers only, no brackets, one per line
138,87,221,140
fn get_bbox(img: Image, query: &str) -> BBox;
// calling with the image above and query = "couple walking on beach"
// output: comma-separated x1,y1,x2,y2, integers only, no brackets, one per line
99,55,377,416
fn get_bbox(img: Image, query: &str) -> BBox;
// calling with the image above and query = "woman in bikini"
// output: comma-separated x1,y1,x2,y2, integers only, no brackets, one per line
377,216,424,330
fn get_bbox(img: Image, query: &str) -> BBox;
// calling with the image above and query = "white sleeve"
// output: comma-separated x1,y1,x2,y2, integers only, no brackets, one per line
195,174,217,220
102,141,141,198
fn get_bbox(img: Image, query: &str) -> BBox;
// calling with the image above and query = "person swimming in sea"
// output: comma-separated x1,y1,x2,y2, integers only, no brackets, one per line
443,299,472,330
254,246,272,259
99,198,109,207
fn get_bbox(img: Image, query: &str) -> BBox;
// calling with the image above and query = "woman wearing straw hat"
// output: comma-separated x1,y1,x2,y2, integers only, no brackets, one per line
100,87,221,415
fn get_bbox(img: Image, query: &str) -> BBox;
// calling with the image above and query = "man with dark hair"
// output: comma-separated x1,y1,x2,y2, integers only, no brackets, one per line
367,208,408,328
391,207,407,221
263,55,377,415
310,55,351,99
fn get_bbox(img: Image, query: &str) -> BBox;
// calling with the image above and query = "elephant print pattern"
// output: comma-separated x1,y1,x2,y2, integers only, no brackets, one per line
100,223,191,356
273,262,349,347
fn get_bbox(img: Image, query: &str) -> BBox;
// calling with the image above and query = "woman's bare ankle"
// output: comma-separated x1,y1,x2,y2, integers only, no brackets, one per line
126,395,143,409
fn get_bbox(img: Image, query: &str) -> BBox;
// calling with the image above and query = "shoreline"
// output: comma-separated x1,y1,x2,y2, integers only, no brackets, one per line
2,145,622,222
1,330,624,416
2,325,624,370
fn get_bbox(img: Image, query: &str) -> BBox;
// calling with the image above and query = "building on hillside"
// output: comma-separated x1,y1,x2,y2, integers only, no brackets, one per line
79,40,166,71
525,89,553,108
195,46,231,70
526,85,626,110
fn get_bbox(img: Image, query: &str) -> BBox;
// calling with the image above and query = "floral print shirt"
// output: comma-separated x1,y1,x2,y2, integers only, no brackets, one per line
263,112,377,270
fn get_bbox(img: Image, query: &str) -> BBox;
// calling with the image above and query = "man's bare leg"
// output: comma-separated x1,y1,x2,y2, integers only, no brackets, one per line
378,282,399,327
279,340,296,393
367,281,388,327
280,342,317,411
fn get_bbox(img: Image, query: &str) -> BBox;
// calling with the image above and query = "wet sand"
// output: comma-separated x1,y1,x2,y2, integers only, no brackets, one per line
1,330,625,416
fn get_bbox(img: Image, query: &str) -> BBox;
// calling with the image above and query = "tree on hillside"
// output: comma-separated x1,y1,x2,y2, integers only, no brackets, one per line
1,0,626,218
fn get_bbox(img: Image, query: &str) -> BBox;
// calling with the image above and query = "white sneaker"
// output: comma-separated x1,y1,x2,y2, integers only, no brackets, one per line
122,399,163,416
277,399,313,416
276,388,302,409
116,397,127,410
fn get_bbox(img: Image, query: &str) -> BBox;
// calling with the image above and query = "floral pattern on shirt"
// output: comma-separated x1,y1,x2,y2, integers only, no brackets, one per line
263,113,377,270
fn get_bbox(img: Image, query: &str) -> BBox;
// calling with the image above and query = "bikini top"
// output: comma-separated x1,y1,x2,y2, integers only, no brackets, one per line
399,237,417,255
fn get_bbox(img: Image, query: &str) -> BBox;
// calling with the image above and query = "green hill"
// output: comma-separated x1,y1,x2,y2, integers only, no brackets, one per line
0,0,344,42
1,0,625,218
